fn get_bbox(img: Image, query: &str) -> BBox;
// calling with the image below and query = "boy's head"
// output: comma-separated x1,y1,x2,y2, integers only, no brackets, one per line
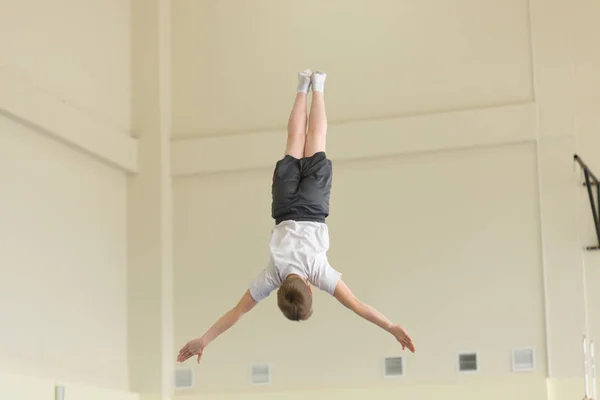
277,275,313,321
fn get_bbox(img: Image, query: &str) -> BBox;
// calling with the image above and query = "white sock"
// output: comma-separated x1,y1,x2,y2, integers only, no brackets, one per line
311,70,327,93
297,69,312,93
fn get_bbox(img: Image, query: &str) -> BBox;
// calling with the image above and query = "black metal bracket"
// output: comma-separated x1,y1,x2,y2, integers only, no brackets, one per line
574,154,600,251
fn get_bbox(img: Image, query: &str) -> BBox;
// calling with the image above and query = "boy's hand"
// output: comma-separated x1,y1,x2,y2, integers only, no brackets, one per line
176,291,258,364
177,338,206,363
390,324,416,353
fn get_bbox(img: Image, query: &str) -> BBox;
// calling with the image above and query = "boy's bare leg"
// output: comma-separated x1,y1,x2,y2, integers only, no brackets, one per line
285,70,312,159
305,70,328,157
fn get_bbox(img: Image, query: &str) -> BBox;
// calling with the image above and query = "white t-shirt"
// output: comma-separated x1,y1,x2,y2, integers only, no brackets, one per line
249,220,342,302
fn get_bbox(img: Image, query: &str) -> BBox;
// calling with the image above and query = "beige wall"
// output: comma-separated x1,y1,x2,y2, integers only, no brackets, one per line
0,117,129,388
2,0,600,399
174,142,547,391
0,372,140,400
0,0,133,395
0,0,131,133
175,376,547,400
170,0,600,399
171,0,533,137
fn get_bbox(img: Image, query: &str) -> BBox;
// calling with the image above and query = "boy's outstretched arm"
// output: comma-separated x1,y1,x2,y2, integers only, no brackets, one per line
177,290,257,363
333,280,416,353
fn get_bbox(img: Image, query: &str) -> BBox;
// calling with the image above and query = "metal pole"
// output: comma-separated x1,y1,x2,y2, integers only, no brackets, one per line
592,340,597,400
585,336,591,399
575,155,600,183
584,171,600,249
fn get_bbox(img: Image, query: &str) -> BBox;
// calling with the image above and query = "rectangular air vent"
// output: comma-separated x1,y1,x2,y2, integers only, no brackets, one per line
251,363,271,385
512,348,535,372
175,368,194,389
458,352,478,372
384,357,404,377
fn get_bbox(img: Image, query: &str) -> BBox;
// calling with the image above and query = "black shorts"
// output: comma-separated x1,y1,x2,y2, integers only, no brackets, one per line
271,151,332,224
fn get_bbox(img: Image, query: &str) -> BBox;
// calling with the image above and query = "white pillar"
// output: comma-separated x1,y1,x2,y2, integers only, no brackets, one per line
128,0,174,399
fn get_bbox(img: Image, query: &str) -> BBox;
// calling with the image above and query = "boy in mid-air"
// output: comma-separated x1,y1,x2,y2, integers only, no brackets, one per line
177,70,415,364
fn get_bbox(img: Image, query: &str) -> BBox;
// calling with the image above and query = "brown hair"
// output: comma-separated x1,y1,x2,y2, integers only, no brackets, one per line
277,276,313,321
